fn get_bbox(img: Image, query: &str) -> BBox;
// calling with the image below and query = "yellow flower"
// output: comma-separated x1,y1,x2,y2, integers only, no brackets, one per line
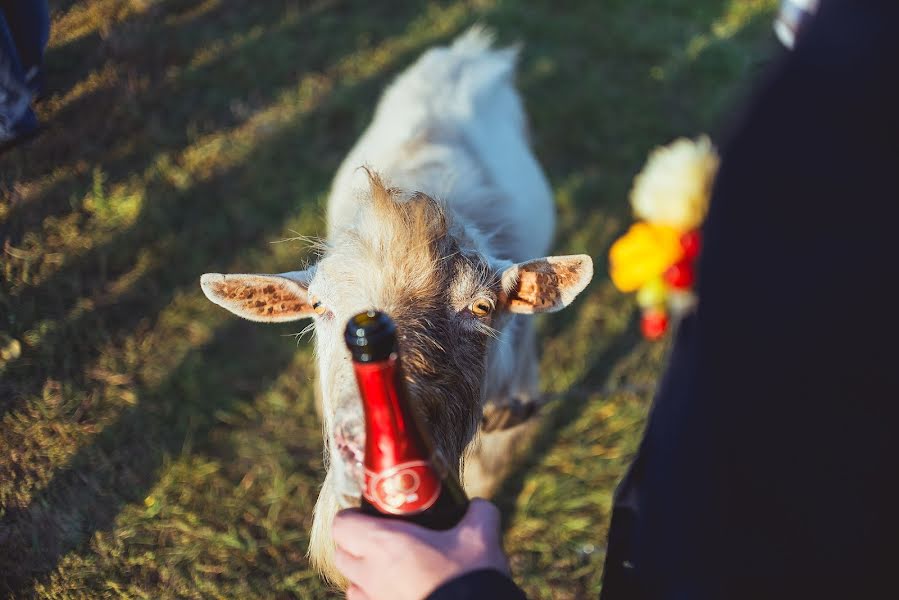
630,136,719,231
609,223,683,292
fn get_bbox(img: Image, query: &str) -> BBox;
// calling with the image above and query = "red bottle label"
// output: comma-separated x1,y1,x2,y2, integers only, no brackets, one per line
363,460,443,515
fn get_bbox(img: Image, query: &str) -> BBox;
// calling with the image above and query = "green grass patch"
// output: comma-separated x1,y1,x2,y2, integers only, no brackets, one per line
1,0,776,597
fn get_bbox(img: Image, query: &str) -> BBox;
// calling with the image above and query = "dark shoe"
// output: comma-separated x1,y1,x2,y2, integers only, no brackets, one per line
481,396,542,432
0,109,40,154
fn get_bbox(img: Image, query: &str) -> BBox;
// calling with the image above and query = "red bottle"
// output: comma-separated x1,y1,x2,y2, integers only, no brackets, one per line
344,311,469,529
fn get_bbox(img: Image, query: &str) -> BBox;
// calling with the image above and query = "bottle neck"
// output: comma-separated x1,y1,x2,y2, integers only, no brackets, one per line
352,354,428,473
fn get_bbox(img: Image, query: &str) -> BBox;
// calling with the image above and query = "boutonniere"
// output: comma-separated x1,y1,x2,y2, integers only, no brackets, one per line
609,136,719,340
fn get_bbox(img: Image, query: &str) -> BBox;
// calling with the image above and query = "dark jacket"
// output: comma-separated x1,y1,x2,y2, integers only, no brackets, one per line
428,1,899,598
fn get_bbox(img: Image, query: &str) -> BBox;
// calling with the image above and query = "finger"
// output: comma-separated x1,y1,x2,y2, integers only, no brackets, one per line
464,498,502,531
462,499,510,574
346,584,371,600
334,544,366,585
333,509,430,556
332,509,383,557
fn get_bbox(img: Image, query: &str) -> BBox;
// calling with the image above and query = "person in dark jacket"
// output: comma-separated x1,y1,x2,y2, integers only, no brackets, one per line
0,0,49,152
332,1,899,598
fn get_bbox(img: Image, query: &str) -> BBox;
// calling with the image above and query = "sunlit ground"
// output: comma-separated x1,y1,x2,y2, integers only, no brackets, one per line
1,1,776,597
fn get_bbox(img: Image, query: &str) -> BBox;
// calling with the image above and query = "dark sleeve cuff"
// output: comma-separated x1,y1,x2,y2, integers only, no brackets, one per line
426,569,527,600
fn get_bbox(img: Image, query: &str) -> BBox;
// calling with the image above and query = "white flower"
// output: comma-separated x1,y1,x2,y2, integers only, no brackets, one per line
630,136,719,231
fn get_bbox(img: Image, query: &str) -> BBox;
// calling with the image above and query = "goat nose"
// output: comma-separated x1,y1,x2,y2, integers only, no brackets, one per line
332,414,366,503
333,415,365,465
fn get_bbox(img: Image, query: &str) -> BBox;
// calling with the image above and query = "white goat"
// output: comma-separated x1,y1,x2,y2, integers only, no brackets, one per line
201,27,593,586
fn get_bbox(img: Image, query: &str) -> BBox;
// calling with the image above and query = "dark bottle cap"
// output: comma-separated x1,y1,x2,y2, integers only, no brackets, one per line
345,311,397,362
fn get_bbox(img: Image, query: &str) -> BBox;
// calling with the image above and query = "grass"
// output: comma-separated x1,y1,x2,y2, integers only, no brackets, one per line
1,1,776,597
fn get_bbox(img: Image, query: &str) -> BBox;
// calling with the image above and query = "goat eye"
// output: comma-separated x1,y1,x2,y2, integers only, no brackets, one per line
469,298,494,317
310,296,328,316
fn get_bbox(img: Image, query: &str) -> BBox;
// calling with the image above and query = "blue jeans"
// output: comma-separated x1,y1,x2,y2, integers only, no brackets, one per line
0,1,49,141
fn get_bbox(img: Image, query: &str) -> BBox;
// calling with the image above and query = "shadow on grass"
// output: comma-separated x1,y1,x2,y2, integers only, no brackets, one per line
0,318,300,595
11,0,339,194
0,0,781,595
2,0,421,280
0,1,473,594
492,316,643,525
1,2,470,416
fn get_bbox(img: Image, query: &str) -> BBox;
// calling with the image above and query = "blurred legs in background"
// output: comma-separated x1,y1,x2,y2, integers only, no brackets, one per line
0,0,49,151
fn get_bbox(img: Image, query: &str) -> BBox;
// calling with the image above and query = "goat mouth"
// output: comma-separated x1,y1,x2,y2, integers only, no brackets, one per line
335,433,364,465
332,422,365,506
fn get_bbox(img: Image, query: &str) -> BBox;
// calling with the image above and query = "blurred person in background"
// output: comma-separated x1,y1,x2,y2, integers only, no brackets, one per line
331,1,899,598
0,0,49,153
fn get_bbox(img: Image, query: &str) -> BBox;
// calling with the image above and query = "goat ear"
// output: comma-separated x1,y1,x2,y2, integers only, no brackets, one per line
500,255,593,314
200,270,315,322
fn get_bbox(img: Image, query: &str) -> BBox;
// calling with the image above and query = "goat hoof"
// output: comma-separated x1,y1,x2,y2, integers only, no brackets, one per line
481,400,540,433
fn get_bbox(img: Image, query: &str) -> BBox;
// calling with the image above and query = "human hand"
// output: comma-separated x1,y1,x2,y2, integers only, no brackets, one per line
332,499,510,600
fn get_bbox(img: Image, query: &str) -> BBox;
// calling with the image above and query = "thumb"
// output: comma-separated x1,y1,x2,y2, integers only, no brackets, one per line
461,498,502,530
458,498,510,575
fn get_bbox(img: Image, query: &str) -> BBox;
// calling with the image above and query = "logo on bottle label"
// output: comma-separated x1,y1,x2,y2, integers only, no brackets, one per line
364,458,443,515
